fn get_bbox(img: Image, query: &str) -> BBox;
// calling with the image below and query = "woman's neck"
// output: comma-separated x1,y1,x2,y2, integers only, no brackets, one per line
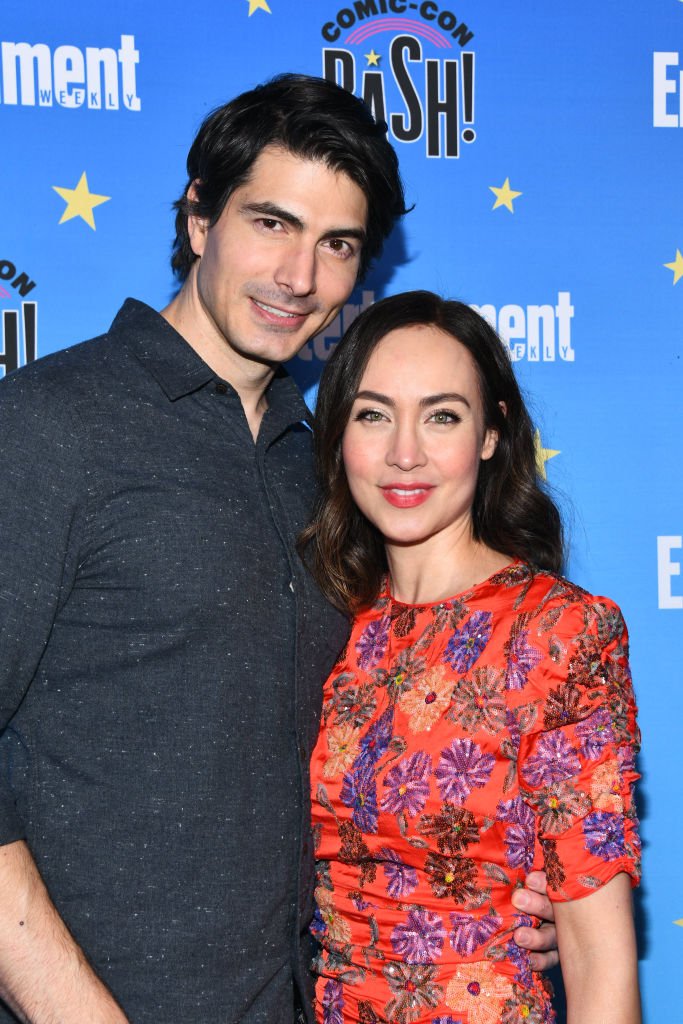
385,528,512,605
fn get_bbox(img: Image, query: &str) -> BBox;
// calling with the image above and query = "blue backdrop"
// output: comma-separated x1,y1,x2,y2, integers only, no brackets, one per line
1,2,681,1019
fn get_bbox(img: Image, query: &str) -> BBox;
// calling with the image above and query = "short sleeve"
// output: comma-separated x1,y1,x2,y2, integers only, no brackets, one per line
517,597,640,901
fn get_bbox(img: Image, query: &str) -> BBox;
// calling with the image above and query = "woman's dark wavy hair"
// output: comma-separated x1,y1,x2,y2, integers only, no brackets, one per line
171,73,408,282
301,290,565,612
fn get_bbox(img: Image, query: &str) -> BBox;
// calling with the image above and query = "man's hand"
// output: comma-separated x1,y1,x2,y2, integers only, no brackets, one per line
511,870,559,971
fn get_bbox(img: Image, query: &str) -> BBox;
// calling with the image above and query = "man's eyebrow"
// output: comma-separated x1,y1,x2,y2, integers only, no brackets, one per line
354,390,471,408
242,201,304,230
320,226,366,245
242,201,366,244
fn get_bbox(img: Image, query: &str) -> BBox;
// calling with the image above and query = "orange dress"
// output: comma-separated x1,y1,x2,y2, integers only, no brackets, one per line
310,563,640,1024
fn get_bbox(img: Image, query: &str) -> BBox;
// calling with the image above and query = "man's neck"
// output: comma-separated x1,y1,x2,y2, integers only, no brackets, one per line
161,277,273,441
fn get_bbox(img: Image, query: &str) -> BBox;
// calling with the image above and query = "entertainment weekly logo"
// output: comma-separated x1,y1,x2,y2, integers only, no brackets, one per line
0,259,37,378
320,1,476,158
297,289,576,363
653,51,683,127
657,536,683,609
0,35,140,110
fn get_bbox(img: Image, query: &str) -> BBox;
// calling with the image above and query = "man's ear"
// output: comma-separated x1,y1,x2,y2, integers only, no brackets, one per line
187,180,209,259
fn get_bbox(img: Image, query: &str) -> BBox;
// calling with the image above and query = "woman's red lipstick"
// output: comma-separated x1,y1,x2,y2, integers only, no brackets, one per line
380,484,434,508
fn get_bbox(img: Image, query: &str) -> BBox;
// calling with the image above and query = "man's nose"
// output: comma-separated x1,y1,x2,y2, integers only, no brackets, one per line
275,242,317,297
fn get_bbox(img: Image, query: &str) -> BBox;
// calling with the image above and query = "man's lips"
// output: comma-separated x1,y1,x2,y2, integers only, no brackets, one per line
380,484,435,508
251,297,313,326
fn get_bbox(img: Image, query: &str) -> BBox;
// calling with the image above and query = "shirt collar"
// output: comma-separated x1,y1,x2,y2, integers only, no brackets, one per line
111,298,313,429
112,298,215,400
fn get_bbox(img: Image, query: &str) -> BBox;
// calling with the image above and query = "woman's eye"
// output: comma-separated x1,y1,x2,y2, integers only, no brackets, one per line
429,410,459,424
356,409,385,422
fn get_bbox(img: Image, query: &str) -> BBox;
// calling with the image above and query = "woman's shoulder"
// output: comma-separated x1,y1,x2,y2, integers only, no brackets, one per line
490,564,626,641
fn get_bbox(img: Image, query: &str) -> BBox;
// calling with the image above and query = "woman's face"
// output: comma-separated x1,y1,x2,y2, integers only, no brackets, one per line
341,323,498,550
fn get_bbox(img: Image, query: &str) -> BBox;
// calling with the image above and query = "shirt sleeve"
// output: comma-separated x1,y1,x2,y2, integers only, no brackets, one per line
0,370,86,843
517,596,640,901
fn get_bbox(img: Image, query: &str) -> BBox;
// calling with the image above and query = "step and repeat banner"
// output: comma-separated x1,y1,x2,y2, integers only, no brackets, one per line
1,1,681,1019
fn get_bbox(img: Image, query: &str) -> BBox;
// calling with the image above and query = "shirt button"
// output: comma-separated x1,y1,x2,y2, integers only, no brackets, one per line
215,381,227,394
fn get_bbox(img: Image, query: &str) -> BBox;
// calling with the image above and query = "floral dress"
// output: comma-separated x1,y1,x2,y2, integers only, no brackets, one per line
309,563,640,1024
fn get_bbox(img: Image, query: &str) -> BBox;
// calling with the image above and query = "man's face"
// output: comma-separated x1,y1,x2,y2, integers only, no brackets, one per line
187,145,368,369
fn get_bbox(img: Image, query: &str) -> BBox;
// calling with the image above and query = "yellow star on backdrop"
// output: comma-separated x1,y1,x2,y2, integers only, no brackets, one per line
247,0,271,14
664,249,683,285
365,49,381,66
534,429,560,479
675,919,683,927
52,172,110,230
489,177,522,212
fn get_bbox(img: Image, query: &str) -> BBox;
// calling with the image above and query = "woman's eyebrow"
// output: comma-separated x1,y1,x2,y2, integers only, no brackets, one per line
353,390,470,408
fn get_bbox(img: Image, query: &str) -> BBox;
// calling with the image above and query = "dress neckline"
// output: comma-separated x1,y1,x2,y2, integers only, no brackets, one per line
383,559,526,610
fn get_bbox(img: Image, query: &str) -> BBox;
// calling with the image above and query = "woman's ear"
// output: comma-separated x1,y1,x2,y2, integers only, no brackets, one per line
481,428,498,461
481,401,506,461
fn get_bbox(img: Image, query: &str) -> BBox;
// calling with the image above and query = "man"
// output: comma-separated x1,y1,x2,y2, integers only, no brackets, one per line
0,75,555,1023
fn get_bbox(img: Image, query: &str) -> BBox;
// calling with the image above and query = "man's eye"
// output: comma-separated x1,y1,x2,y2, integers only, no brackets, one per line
258,218,282,231
325,238,355,258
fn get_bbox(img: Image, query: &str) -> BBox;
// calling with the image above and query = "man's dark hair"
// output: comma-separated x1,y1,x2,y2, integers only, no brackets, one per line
300,290,565,612
171,73,408,281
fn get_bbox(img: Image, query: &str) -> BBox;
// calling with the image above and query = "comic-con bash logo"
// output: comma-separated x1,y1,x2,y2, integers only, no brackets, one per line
0,260,37,377
0,35,140,110
321,1,475,158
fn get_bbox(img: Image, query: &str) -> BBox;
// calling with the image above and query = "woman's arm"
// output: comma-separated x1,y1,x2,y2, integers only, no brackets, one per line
554,871,641,1024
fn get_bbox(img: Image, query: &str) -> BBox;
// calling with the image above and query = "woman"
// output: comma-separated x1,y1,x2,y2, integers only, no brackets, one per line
302,292,641,1024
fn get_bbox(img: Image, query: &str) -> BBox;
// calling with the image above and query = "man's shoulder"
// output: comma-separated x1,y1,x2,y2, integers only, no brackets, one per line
0,300,151,406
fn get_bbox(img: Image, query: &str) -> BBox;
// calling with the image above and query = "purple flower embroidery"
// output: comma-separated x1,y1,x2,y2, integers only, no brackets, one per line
322,978,344,1024
435,738,495,805
381,750,432,818
357,707,394,767
449,911,502,955
443,610,492,673
391,907,446,964
355,615,391,670
340,761,378,833
522,732,581,787
618,743,637,775
380,847,419,899
504,937,533,989
583,810,626,861
309,905,325,940
497,796,535,871
505,630,543,691
575,708,615,760
497,796,529,825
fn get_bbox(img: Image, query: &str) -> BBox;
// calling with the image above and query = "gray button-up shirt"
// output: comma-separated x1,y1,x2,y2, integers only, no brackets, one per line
0,299,349,1022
